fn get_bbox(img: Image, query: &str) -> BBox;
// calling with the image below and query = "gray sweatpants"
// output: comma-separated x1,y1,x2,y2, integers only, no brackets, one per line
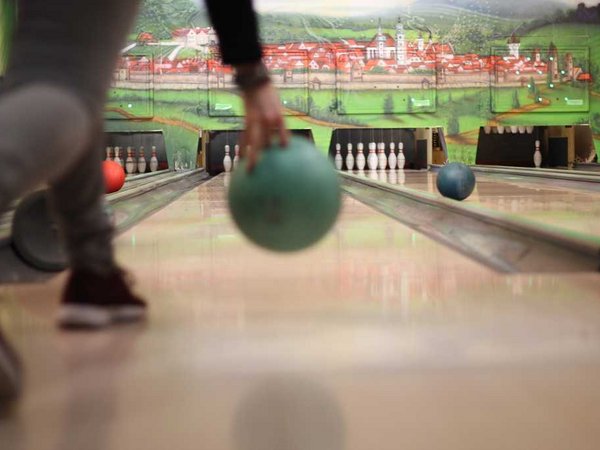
1,0,140,272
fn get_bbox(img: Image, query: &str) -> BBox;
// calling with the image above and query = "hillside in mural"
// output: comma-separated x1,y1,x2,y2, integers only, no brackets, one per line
106,0,599,165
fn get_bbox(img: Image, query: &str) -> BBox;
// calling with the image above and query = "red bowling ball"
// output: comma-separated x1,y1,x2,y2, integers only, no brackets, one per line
102,160,126,193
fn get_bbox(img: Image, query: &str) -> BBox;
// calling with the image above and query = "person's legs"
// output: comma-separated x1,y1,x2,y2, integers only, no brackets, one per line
0,0,142,399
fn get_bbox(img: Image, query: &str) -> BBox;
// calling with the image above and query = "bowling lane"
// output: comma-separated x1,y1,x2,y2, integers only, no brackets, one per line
364,169,600,239
3,174,600,449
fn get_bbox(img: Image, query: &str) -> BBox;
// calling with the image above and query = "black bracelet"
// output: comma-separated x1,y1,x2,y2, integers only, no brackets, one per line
234,62,271,91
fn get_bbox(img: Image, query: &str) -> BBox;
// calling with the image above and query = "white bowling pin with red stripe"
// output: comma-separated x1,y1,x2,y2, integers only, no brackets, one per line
137,147,147,173
367,142,378,170
150,146,159,172
223,145,232,172
356,143,366,170
345,143,354,171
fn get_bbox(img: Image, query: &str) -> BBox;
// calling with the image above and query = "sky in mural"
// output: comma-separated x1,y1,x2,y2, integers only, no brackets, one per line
253,0,415,15
187,0,590,19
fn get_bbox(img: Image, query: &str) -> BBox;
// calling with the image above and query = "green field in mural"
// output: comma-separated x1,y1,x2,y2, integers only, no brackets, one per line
492,85,590,113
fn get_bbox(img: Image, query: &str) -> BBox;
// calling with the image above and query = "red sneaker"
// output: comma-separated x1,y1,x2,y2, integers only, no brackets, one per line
57,268,147,329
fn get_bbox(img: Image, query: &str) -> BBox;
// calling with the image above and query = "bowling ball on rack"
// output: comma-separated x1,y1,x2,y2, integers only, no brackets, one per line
12,189,68,271
103,160,126,194
436,162,476,201
228,136,341,252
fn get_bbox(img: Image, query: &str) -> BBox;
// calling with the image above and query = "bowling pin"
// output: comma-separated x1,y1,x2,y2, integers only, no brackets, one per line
125,146,136,175
105,146,113,161
223,144,232,172
137,147,147,173
510,125,518,134
377,142,387,170
483,126,491,134
388,142,397,170
534,140,542,168
526,125,534,134
114,146,123,168
397,142,405,169
518,125,526,134
356,143,366,170
367,142,378,170
345,143,354,171
233,144,240,170
497,125,505,134
150,146,159,172
334,143,343,170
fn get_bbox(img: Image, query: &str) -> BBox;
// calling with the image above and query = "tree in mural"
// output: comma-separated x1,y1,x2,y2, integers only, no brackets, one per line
136,0,203,39
512,90,521,109
307,96,313,111
370,66,387,74
328,99,338,112
592,113,600,134
590,63,600,92
528,77,540,100
447,115,460,136
383,94,394,115
445,14,489,54
546,66,554,86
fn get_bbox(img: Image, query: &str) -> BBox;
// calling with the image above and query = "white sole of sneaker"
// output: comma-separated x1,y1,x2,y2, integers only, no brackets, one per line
112,306,146,322
57,305,146,329
57,305,112,328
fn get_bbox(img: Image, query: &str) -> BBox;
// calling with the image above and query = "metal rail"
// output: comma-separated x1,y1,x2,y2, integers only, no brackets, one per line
459,165,600,184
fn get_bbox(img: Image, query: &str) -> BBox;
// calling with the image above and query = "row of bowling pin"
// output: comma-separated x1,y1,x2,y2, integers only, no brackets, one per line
106,145,159,175
483,125,534,135
222,144,241,172
334,142,405,171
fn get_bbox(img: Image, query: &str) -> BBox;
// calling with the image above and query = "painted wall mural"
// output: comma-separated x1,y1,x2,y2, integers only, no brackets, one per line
0,0,15,74
72,1,600,165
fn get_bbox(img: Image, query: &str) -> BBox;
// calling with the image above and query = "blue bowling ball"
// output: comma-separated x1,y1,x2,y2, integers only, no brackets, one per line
436,162,476,201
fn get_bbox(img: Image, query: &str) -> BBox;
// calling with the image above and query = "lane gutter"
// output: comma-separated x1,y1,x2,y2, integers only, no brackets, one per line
340,171,600,273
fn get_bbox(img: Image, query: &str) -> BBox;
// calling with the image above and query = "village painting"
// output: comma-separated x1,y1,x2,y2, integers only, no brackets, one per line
105,0,600,166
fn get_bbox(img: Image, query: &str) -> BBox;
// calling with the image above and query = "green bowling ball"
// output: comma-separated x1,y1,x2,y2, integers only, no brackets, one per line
228,136,341,252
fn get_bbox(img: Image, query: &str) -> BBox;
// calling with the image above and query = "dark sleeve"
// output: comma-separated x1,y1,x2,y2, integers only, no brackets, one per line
205,0,262,65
